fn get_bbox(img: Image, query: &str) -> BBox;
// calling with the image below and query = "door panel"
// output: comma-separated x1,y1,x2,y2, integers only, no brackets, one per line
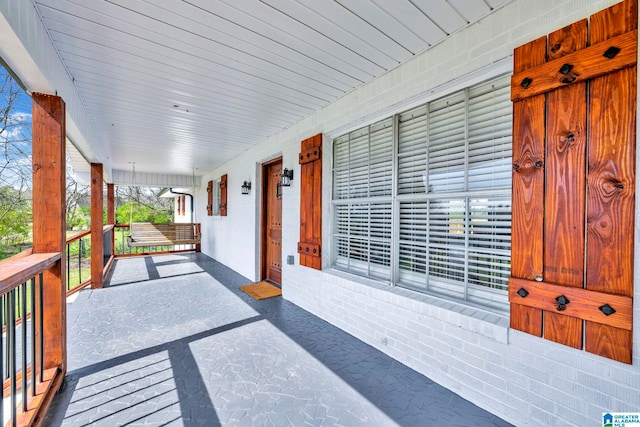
263,160,282,284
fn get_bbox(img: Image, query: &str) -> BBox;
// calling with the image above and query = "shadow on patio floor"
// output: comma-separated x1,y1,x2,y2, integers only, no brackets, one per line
43,253,512,427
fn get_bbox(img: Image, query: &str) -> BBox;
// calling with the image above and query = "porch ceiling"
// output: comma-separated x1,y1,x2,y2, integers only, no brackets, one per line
32,0,510,177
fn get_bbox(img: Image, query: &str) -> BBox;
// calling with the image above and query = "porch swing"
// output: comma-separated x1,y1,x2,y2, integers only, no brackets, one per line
127,222,201,247
126,163,202,248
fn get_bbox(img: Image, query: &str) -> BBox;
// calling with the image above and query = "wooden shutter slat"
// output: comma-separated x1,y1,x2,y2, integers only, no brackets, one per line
585,323,632,364
207,180,213,216
299,134,322,270
299,146,321,164
583,1,637,364
544,84,586,287
586,69,636,296
590,0,638,44
297,242,320,258
509,278,632,331
220,174,228,216
511,30,637,101
510,36,546,336
511,97,546,280
542,21,588,349
547,19,588,60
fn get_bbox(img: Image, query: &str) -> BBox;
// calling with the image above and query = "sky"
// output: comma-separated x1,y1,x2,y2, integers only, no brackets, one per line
0,66,33,190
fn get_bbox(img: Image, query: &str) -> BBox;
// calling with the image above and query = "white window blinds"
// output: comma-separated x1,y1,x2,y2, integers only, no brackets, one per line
332,119,393,280
332,75,512,310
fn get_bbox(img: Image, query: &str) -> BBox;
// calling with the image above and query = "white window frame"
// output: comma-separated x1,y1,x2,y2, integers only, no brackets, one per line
330,74,512,311
212,178,221,217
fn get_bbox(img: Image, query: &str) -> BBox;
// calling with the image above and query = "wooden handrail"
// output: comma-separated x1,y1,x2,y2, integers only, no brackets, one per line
66,225,114,244
0,253,61,294
66,229,90,244
0,248,33,267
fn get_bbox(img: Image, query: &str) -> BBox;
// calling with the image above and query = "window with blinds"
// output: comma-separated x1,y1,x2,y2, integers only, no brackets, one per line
333,119,393,280
212,179,221,216
332,75,512,310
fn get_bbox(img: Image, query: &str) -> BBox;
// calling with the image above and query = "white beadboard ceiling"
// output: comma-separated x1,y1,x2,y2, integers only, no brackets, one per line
32,0,510,177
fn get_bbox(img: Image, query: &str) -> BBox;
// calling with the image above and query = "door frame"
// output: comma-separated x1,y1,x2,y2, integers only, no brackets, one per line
259,156,283,282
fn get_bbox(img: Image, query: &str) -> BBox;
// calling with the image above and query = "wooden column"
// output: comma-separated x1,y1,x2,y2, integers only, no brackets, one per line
107,183,115,258
32,92,66,372
91,163,104,289
107,183,115,224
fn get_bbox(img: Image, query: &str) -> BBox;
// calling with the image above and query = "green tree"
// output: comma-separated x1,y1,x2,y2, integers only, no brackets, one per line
66,165,90,229
0,186,30,245
115,186,173,224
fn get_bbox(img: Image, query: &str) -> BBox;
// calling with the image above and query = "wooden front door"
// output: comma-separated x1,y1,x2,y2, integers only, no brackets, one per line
262,159,282,284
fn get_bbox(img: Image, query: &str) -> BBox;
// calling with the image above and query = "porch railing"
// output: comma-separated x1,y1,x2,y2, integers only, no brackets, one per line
64,224,200,294
0,222,201,425
0,252,63,427
65,230,90,294
65,225,117,295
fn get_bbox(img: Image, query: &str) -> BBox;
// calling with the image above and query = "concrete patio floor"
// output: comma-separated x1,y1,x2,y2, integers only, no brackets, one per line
43,253,512,426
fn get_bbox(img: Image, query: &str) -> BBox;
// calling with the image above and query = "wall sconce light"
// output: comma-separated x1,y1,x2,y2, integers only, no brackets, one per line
277,168,293,199
241,181,251,195
280,168,294,187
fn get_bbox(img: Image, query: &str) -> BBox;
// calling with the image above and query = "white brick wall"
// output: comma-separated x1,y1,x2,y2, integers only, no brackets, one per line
198,0,640,425
283,265,639,427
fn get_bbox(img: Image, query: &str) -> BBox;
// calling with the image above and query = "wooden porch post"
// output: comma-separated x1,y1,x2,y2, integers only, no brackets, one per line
107,183,115,224
107,183,115,256
195,223,201,253
31,92,67,373
91,163,104,289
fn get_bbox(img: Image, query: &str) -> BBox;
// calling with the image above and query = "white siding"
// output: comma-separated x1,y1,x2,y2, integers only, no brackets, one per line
173,195,193,224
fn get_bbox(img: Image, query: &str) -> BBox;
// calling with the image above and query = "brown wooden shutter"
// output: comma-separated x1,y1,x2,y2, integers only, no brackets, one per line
219,174,228,217
207,180,213,216
298,134,322,269
509,0,636,364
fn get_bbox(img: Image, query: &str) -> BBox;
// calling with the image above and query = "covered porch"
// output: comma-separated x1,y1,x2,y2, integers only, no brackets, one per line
43,253,509,426
1,0,639,426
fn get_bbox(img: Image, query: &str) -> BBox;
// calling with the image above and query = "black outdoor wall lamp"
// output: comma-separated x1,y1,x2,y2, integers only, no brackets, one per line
241,181,251,195
280,168,294,187
276,168,294,199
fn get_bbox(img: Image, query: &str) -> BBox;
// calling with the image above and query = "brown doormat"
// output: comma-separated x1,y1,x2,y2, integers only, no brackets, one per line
239,281,282,300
